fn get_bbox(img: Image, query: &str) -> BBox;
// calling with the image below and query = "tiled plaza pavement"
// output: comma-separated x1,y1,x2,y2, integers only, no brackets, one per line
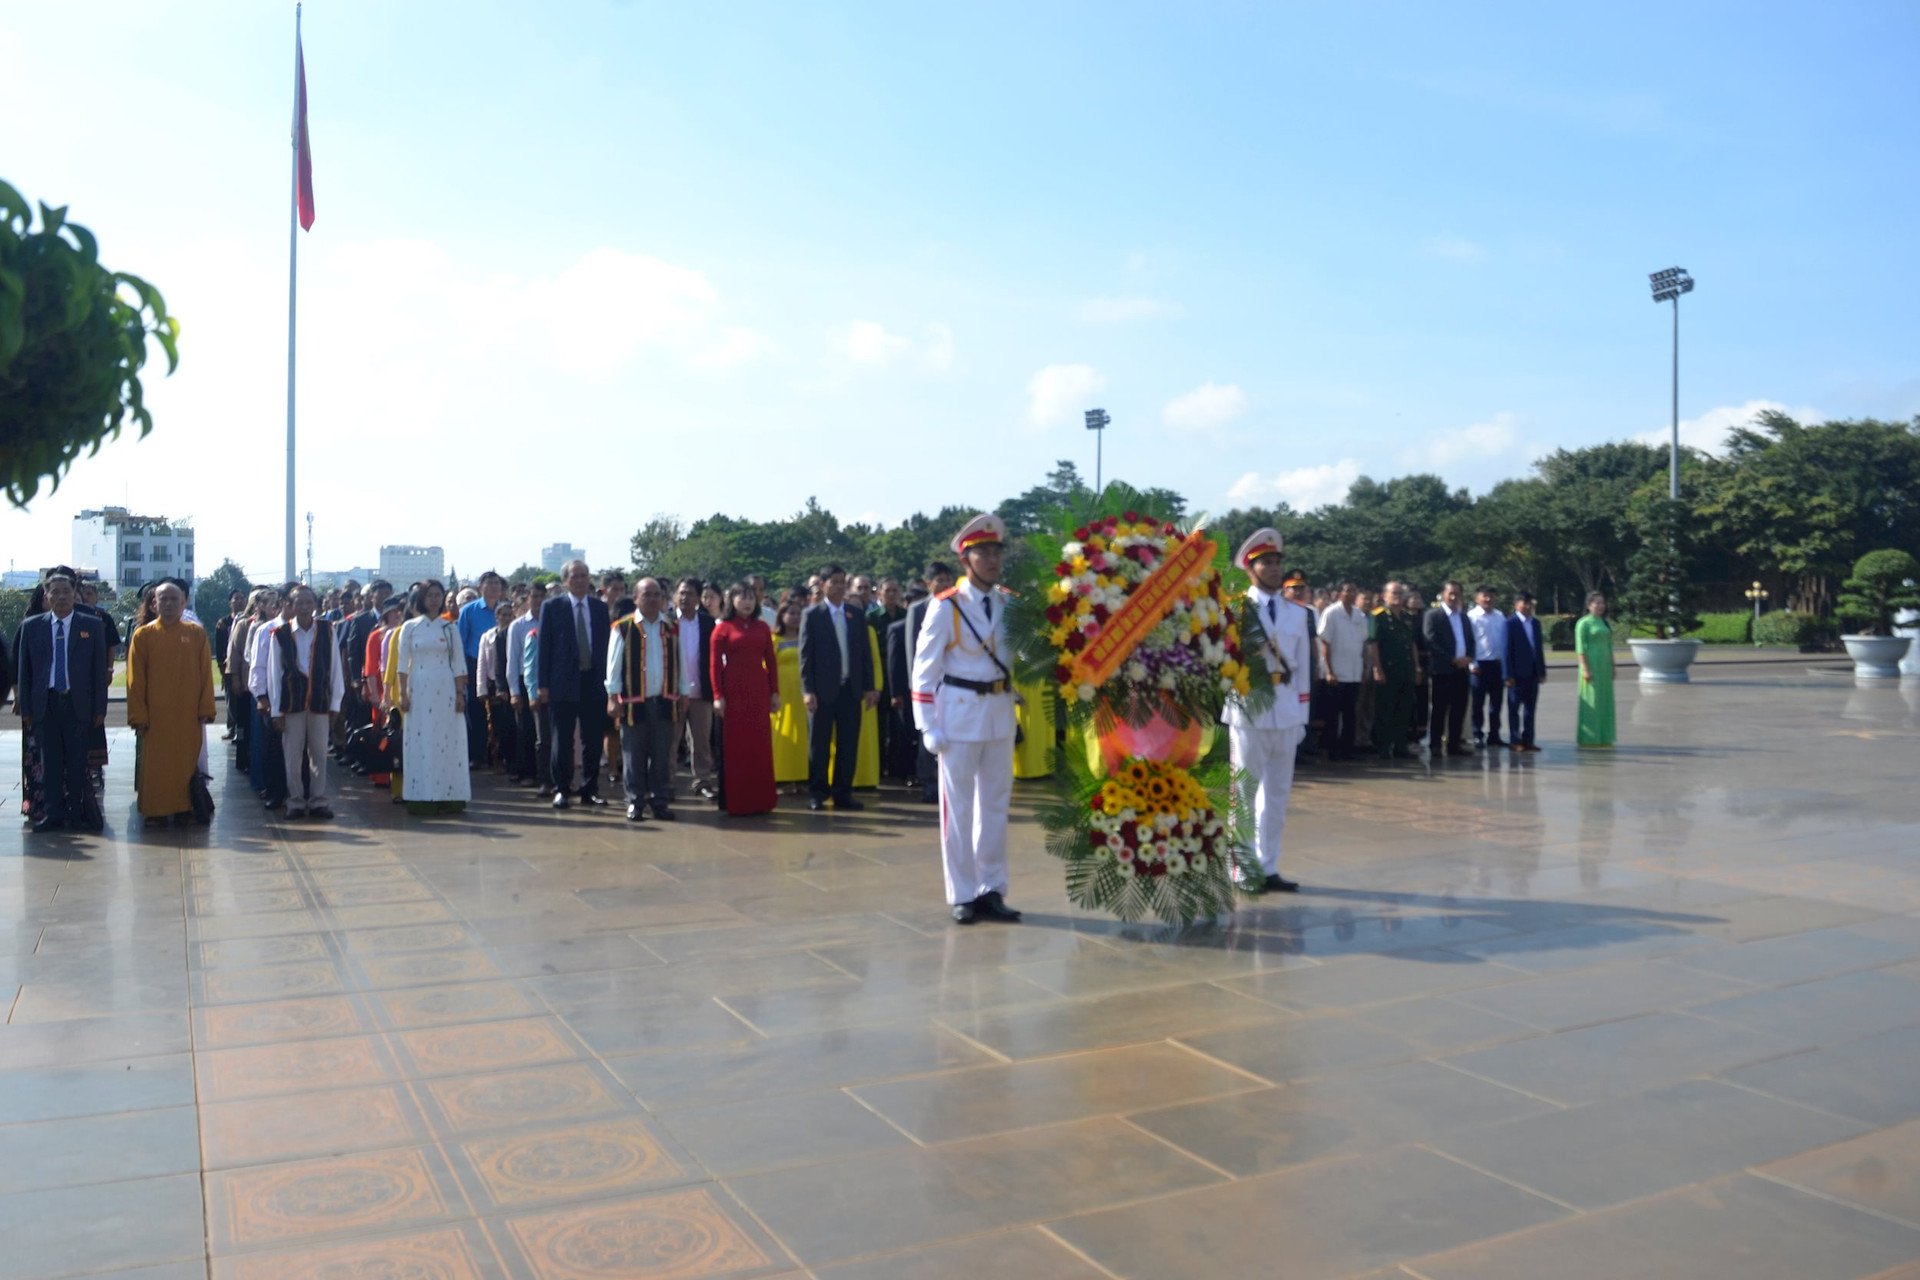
4,664,1920,1279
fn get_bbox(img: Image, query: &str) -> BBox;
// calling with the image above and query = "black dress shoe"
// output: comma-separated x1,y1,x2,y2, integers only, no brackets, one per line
833,797,865,812
578,792,609,807
1487,738,1508,748
652,807,676,821
951,900,978,925
974,890,1022,922
551,793,570,810
30,815,64,833
625,803,645,821
808,797,826,811
1263,873,1301,893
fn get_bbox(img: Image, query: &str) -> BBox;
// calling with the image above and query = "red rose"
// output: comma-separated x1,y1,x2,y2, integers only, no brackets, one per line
1163,522,1176,534
1091,603,1110,624
1124,510,1139,523
1054,663,1072,683
1054,563,1070,577
1045,604,1064,624
1090,794,1103,811
1074,527,1090,541
1065,632,1086,652
1089,831,1106,845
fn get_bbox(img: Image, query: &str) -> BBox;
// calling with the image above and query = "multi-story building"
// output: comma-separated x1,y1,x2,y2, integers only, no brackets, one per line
540,542,584,573
71,507,196,591
378,544,445,585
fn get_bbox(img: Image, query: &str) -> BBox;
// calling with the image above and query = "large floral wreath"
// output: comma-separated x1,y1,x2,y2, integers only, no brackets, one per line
1012,509,1262,924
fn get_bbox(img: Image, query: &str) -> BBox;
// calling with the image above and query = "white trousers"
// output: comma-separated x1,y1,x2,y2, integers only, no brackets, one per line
937,736,1015,905
281,710,331,811
1230,722,1304,875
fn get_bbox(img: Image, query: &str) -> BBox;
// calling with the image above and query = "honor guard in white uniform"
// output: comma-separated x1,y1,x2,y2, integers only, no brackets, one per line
1225,528,1313,893
911,514,1022,925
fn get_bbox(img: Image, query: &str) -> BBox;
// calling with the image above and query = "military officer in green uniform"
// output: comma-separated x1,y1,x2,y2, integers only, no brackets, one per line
1366,580,1423,759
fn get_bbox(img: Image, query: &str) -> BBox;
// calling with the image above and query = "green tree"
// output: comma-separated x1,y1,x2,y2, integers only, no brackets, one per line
1616,494,1702,639
1,183,179,507
629,514,686,577
193,559,253,625
1533,442,1670,599
0,587,27,642
1835,549,1920,636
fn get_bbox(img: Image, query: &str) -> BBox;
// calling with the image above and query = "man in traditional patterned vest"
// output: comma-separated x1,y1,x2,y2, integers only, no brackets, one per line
266,584,345,819
606,577,680,822
911,514,1022,925
1226,528,1312,893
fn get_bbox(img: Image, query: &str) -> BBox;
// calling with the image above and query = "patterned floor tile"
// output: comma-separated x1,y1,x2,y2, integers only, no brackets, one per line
421,1063,637,1138
201,1084,421,1168
197,1034,397,1102
357,949,504,989
499,1186,788,1279
392,1017,581,1077
376,981,539,1030
208,1144,460,1250
344,923,476,955
213,1221,506,1280
197,934,332,970
196,994,370,1049
199,962,347,1006
459,1117,692,1208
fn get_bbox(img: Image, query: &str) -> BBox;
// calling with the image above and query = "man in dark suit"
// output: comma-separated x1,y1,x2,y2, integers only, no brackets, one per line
669,576,719,800
15,573,110,831
535,559,612,808
1422,579,1473,756
1504,590,1547,752
892,562,954,802
799,563,877,811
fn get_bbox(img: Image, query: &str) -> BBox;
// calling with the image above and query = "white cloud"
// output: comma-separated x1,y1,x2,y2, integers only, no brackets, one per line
1076,296,1181,323
1424,235,1487,262
920,322,955,373
1163,381,1247,433
1026,363,1106,430
1632,398,1823,455
841,320,911,365
1400,411,1523,469
1228,459,1363,512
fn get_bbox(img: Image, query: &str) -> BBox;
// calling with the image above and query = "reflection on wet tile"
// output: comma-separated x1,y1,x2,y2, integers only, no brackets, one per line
1430,1079,1869,1208
852,1042,1262,1143
1176,1014,1426,1084
0,1106,201,1195
1671,923,1920,987
208,1144,457,1250
1049,1144,1566,1280
1408,1174,1920,1280
1220,948,1527,1010
201,1085,420,1168
1722,1026,1920,1126
1757,1118,1920,1223
1442,1012,1802,1105
728,1119,1220,1266
607,1023,993,1111
500,1186,787,1279
563,996,761,1056
811,1228,1112,1280
938,981,1282,1059
1687,967,1920,1048
1449,958,1757,1032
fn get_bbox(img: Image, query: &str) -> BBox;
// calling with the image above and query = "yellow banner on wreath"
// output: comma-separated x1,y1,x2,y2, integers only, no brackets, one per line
1070,530,1218,688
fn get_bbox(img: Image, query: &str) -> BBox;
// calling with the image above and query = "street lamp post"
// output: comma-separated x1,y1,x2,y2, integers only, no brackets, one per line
1648,267,1695,501
1085,408,1110,497
1745,579,1770,641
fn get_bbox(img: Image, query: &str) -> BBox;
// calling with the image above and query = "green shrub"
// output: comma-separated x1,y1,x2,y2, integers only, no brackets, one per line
1687,611,1752,644
1835,549,1920,636
1546,614,1577,650
1752,611,1839,651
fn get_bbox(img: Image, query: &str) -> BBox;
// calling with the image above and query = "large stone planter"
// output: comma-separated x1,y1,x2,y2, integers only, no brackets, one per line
1628,637,1702,683
1843,634,1912,680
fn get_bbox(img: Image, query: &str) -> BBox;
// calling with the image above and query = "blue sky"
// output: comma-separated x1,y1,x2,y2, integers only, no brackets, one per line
4,1,1916,582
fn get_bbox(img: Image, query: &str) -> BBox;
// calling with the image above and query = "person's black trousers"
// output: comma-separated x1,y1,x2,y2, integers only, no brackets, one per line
549,680,608,797
513,700,539,780
1471,659,1507,743
807,682,861,803
531,703,553,788
1325,682,1360,759
1428,670,1469,752
1507,677,1539,747
464,679,488,766
619,698,675,812
35,692,91,825
1372,677,1415,755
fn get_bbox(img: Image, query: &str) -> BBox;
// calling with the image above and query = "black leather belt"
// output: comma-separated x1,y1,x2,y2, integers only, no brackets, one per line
943,675,1008,695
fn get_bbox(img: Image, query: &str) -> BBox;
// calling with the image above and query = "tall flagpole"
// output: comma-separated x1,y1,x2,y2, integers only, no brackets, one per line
285,3,301,582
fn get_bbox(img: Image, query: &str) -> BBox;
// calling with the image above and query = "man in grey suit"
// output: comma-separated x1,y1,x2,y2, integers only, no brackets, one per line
15,574,111,831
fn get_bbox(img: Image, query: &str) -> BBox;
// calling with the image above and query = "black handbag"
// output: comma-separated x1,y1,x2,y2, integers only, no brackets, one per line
188,771,215,825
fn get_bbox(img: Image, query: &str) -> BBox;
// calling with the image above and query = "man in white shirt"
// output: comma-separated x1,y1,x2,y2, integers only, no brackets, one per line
250,586,297,806
1317,579,1369,762
1227,529,1313,893
265,585,346,818
1466,585,1511,749
506,582,544,788
670,577,718,800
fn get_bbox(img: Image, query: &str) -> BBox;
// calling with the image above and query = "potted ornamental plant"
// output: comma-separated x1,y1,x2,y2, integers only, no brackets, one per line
1620,495,1703,683
1835,549,1920,679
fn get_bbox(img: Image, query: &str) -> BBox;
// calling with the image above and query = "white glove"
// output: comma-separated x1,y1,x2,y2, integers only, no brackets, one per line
922,729,945,756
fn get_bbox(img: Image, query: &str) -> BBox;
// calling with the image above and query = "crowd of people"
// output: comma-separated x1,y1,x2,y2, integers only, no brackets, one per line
7,524,1617,919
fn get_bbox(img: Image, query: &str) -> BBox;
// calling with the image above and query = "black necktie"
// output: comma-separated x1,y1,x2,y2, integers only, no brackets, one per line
1267,598,1276,624
983,595,992,623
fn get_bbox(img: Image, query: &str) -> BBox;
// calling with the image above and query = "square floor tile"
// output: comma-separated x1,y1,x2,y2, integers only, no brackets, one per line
374,980,538,1029
196,1034,398,1102
201,1084,422,1168
1428,1078,1872,1208
1723,1026,1920,1126
212,1221,507,1280
1672,924,1920,987
195,993,372,1049
1449,957,1757,1032
0,1054,195,1124
1757,1119,1920,1224
1441,1011,1802,1104
390,1016,581,1077
810,1228,1111,1279
419,1062,639,1138
1408,1173,1920,1280
0,1011,190,1070
660,1088,914,1177
207,1144,463,1251
1048,1144,1567,1280
496,1185,791,1279
0,1106,201,1195
1687,967,1920,1049
456,1115,696,1208
1175,1013,1427,1084
937,982,1283,1059
0,1173,204,1279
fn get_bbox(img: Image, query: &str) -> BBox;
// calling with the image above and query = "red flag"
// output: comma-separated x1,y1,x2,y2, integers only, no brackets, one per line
295,26,315,230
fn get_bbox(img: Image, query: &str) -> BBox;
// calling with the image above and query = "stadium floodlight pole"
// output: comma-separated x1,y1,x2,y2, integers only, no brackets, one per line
1085,408,1111,497
1648,267,1694,501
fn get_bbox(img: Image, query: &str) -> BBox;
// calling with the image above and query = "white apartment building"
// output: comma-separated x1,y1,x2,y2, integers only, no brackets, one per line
71,507,196,591
378,544,445,585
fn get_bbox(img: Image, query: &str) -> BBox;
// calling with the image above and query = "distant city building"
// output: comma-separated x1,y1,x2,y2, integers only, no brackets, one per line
72,507,196,592
3,569,44,590
541,542,585,573
309,566,377,591
378,545,445,585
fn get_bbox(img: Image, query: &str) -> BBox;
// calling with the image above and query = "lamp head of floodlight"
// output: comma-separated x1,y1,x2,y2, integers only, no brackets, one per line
1649,266,1694,303
1084,408,1110,431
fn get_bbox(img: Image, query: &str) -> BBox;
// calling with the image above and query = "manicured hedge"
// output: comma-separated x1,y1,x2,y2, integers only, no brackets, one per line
1752,611,1839,651
1687,612,1752,644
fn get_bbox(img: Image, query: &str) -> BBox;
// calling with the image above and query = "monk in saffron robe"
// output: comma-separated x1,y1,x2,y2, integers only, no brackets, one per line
127,582,216,822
